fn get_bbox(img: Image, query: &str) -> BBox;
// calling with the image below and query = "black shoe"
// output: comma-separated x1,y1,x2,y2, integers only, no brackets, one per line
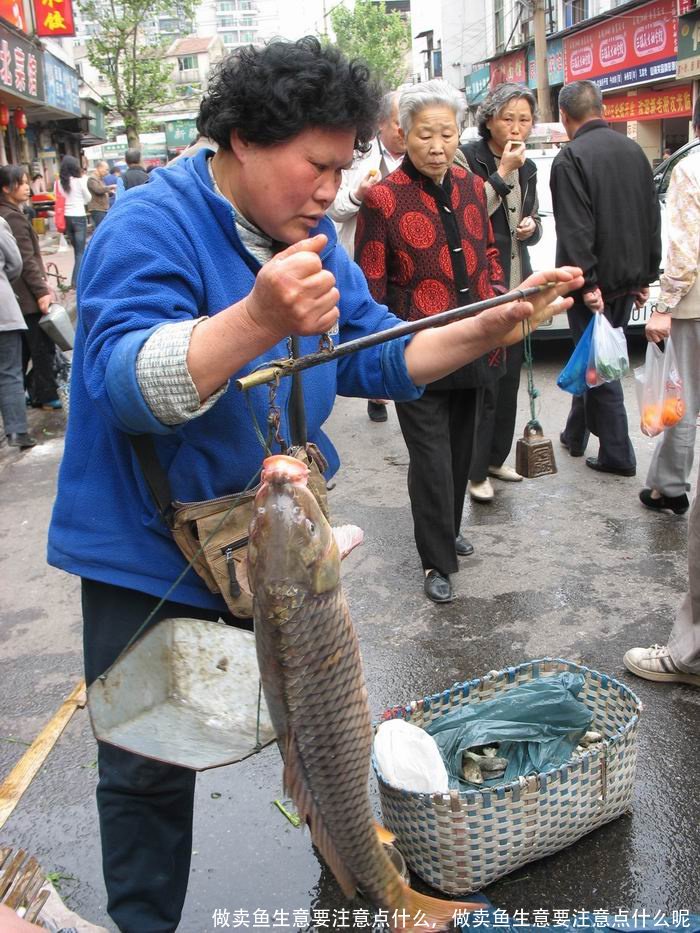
585,457,635,477
6,432,37,449
559,432,584,457
367,400,388,423
455,534,474,557
639,488,689,515
424,570,454,603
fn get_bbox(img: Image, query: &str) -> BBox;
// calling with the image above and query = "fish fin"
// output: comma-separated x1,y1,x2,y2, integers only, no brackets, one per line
332,524,364,560
282,730,358,900
392,885,481,932
374,822,395,846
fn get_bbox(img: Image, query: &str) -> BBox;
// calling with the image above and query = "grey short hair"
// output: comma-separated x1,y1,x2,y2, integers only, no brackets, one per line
398,79,466,135
559,80,603,121
378,90,400,124
476,83,538,140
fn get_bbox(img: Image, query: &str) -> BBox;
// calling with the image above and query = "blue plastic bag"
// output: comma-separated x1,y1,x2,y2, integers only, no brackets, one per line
425,673,593,789
557,317,595,396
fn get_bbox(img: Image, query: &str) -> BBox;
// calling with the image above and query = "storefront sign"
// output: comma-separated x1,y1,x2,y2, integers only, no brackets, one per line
0,0,26,32
603,85,692,121
43,51,80,115
33,0,75,37
165,119,197,150
465,63,490,104
678,0,696,13
0,23,43,101
677,11,700,78
490,49,527,87
527,37,565,89
564,0,678,90
84,101,105,139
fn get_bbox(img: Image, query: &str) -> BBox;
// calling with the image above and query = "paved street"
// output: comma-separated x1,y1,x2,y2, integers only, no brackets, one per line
1,334,698,932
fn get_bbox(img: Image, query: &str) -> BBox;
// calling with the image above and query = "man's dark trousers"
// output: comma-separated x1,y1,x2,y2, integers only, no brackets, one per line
561,294,636,470
82,578,252,933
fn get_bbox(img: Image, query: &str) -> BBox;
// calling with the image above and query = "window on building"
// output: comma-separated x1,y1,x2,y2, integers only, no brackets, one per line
241,30,256,42
494,0,504,53
218,0,234,9
547,0,557,32
178,55,197,71
222,31,240,45
218,15,234,26
432,47,442,78
564,0,587,27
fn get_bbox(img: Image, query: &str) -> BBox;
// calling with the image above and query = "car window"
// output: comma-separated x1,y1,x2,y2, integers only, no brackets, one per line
658,142,698,198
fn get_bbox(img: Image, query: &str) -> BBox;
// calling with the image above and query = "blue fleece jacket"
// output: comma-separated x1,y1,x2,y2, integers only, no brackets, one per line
47,149,422,611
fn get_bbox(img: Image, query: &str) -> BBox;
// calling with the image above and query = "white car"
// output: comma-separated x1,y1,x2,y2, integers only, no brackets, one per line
525,148,665,339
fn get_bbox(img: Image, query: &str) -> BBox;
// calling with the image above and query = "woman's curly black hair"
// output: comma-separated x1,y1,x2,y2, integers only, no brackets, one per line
197,37,381,153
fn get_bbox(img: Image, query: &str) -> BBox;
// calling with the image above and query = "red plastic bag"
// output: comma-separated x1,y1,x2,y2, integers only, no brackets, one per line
53,180,65,234
634,338,686,437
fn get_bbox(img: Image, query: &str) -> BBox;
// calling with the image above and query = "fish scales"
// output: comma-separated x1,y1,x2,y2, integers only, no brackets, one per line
249,454,478,931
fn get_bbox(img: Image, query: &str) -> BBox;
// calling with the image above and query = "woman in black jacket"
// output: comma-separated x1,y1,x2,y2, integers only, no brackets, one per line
460,84,542,500
0,165,59,409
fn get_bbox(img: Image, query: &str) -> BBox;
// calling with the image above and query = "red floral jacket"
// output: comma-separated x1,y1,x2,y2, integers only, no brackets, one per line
355,156,505,322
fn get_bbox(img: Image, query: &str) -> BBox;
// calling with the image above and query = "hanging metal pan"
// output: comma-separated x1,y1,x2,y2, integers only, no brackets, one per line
87,618,276,771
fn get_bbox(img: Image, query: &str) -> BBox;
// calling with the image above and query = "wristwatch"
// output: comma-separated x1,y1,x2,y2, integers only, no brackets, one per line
655,300,672,314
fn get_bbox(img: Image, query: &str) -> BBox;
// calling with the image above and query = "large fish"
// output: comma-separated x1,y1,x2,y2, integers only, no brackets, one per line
248,454,477,931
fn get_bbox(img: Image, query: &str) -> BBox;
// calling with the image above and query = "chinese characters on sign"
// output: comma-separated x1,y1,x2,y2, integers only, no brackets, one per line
465,64,490,105
165,119,197,150
676,12,700,78
563,0,678,89
32,0,75,37
0,23,43,101
43,52,80,115
527,37,565,89
603,86,692,122
490,49,527,87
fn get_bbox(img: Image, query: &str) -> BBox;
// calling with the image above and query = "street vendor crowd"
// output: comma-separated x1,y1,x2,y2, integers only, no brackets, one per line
0,34,698,932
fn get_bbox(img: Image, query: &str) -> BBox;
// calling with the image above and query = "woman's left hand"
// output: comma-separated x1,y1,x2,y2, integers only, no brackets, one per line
515,216,536,241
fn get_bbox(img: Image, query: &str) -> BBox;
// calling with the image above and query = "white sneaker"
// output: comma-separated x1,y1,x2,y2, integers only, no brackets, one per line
488,464,523,482
468,478,494,502
623,644,700,687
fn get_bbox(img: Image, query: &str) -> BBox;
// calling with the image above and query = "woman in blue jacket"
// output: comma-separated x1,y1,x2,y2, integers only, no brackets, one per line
47,38,581,932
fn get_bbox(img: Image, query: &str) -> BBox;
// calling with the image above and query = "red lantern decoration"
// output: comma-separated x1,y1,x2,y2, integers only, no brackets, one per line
13,109,27,135
0,104,9,128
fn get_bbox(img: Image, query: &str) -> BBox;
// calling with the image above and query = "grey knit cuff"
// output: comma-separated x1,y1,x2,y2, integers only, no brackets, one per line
136,317,229,426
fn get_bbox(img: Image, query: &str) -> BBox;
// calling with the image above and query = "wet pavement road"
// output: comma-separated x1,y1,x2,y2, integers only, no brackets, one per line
1,338,698,931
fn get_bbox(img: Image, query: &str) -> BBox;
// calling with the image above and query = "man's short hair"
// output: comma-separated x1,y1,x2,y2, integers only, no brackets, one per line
559,80,603,121
95,160,108,171
125,149,141,166
197,36,381,154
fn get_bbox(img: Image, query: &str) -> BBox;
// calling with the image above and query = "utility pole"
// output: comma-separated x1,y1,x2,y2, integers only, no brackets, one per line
533,0,553,122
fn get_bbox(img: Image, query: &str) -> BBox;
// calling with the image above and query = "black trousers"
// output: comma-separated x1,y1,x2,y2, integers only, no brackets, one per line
561,296,636,470
470,341,524,482
395,387,481,577
82,579,251,933
22,311,58,405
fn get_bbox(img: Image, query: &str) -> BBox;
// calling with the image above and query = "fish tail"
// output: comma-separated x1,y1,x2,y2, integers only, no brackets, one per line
391,883,480,932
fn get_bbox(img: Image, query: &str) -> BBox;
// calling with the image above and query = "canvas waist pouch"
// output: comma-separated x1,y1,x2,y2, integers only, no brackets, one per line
165,444,329,619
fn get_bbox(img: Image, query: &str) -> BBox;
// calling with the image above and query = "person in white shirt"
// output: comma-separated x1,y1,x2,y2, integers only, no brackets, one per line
328,89,406,422
57,155,91,289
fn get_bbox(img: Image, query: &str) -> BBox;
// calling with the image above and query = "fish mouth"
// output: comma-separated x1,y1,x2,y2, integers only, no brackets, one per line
261,454,309,487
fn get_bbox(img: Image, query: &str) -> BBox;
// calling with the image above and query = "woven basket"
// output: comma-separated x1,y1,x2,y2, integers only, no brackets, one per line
372,658,642,895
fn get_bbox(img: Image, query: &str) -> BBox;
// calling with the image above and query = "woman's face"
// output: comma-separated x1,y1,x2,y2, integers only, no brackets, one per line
403,105,459,184
486,98,534,153
4,174,30,205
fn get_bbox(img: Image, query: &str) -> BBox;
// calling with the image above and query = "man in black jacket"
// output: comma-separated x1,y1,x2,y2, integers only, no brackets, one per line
123,148,150,190
552,80,661,476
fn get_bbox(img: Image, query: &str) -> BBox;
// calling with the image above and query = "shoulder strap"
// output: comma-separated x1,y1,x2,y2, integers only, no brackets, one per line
129,433,175,527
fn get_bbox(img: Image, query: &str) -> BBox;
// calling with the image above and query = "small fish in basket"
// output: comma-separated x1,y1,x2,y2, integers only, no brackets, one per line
248,455,479,931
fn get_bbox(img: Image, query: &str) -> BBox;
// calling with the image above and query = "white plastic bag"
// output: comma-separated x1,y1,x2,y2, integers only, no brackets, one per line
373,719,449,794
634,337,685,437
585,313,629,387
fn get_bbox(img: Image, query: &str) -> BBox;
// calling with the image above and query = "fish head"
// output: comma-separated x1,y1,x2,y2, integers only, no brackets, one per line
248,454,339,596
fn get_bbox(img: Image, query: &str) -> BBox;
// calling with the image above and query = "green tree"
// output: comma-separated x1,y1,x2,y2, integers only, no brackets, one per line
79,0,195,147
330,0,410,91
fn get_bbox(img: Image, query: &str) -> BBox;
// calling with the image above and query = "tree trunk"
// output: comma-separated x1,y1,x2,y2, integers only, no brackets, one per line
124,115,140,149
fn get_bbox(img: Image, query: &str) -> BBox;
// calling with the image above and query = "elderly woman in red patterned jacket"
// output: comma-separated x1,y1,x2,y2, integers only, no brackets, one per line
356,78,506,604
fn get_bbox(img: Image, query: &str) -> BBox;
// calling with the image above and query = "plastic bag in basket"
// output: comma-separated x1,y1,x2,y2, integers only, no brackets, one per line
557,317,594,396
585,312,629,388
634,338,685,437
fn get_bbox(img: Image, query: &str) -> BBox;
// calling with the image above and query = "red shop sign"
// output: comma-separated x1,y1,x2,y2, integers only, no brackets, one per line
564,0,678,88
33,0,75,37
603,85,692,122
490,49,527,88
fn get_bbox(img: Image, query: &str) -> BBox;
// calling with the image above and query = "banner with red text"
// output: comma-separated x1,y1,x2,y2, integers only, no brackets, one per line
564,0,678,91
603,85,692,122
